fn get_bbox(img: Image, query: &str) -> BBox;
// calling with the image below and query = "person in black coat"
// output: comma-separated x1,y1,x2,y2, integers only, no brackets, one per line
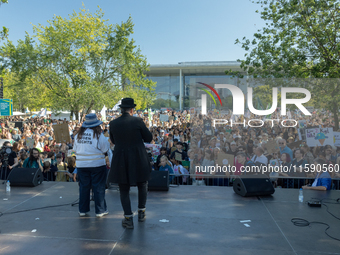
108,98,153,229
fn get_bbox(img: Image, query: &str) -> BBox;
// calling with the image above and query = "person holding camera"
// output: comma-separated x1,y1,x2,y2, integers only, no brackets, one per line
0,141,19,179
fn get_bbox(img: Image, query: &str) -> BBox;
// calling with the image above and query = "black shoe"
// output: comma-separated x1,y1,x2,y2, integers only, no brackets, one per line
138,210,146,222
122,216,134,229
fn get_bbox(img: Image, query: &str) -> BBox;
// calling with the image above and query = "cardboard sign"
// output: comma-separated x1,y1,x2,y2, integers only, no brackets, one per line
265,140,280,153
287,140,303,150
169,116,174,122
217,152,234,167
8,122,15,129
306,127,334,147
175,152,182,161
160,114,169,122
53,123,71,143
25,138,35,149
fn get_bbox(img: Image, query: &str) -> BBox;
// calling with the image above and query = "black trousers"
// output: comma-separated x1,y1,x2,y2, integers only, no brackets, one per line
118,181,148,216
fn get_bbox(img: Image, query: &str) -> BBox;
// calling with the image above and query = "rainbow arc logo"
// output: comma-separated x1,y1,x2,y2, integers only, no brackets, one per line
197,82,222,109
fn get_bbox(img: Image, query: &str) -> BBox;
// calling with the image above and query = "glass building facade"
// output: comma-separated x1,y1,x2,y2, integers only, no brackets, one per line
144,61,247,111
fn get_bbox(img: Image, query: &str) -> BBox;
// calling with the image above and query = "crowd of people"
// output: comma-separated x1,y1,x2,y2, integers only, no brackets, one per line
1,108,340,191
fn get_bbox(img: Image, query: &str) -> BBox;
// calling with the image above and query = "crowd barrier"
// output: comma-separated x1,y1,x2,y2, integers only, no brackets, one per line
2,168,340,190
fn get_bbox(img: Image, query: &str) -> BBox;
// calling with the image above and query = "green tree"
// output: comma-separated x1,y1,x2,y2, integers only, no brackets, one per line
0,0,9,40
227,0,340,130
0,5,156,118
3,71,50,112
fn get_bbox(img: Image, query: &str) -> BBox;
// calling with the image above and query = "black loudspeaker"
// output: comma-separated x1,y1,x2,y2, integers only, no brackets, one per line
233,174,275,197
148,171,169,191
14,121,24,129
7,168,43,187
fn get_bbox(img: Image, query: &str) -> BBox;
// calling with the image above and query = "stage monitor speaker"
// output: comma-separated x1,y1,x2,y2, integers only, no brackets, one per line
148,171,169,191
7,168,43,187
233,174,275,197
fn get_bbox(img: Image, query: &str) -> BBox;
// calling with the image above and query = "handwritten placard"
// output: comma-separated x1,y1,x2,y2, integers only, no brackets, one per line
306,127,334,147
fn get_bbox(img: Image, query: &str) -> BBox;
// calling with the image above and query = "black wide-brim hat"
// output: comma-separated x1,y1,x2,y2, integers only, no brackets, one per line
119,98,136,108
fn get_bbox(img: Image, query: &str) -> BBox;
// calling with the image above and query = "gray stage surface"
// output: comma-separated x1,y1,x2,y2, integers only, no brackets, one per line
0,182,340,255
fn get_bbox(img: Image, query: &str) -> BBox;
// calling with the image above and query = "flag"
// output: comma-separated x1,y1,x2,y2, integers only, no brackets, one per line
287,110,292,119
38,108,47,117
112,99,122,111
101,105,107,121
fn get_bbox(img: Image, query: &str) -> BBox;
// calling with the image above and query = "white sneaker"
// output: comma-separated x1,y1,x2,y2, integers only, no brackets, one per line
79,212,89,217
96,211,109,217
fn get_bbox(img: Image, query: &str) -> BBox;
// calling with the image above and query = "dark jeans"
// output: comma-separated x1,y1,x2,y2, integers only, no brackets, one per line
119,181,148,216
78,165,107,214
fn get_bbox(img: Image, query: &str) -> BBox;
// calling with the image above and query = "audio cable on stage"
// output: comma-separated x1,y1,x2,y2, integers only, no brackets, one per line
0,198,79,217
291,198,340,242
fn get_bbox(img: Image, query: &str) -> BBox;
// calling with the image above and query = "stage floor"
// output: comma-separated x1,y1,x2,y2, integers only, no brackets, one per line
0,182,340,255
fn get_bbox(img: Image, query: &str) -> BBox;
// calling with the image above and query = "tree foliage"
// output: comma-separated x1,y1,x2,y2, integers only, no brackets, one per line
3,71,50,112
227,0,340,129
0,5,156,116
0,0,9,40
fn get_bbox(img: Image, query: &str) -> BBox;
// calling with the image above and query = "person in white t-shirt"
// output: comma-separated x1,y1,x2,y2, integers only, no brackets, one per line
73,113,110,218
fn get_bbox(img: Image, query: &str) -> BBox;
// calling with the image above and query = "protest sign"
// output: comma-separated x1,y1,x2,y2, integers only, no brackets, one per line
306,127,334,147
298,120,307,128
217,152,234,167
53,123,71,144
144,143,162,156
334,132,340,147
67,149,76,157
265,140,280,153
175,152,182,161
25,138,35,149
160,114,169,122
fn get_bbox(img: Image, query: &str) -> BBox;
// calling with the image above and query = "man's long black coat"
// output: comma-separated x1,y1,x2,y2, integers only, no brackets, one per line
108,112,153,185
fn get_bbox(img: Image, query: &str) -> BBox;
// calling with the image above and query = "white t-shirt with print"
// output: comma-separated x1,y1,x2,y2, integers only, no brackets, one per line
73,129,110,168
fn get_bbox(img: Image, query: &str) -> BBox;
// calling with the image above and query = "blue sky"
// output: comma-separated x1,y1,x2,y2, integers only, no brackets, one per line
0,0,265,65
